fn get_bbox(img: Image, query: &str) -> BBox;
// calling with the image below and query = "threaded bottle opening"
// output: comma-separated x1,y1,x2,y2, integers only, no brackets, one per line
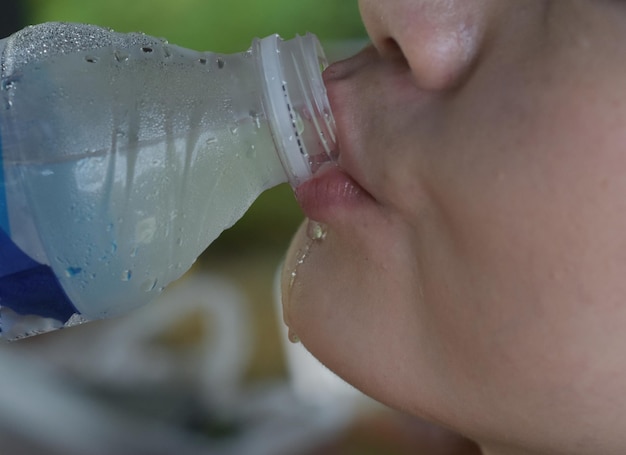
255,33,338,187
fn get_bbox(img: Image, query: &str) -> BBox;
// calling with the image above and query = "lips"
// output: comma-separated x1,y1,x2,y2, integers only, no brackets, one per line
294,163,374,224
294,49,381,223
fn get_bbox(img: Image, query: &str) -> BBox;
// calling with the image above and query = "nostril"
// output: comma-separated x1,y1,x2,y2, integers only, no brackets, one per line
380,37,403,59
359,0,487,92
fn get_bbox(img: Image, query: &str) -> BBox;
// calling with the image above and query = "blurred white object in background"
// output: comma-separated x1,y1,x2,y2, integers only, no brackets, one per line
0,268,372,455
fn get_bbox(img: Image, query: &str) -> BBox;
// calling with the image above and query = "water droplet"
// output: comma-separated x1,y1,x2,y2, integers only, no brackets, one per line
130,247,138,258
121,270,132,281
217,58,225,69
110,242,118,254
249,110,262,129
114,50,129,62
294,112,305,135
141,46,153,53
230,125,239,135
198,57,207,65
84,56,98,63
141,278,158,292
65,267,82,277
176,237,184,246
288,330,300,344
40,169,54,177
306,220,327,241
206,136,218,145
106,223,113,232
288,269,297,289
136,217,157,244
289,243,312,290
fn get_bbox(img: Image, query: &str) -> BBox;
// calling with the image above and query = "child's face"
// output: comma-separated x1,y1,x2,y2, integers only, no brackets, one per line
282,1,626,452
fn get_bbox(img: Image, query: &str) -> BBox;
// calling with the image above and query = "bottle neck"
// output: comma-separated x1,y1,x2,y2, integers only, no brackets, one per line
253,34,337,188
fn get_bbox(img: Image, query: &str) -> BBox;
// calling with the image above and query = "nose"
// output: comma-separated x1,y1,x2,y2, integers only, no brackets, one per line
358,0,497,90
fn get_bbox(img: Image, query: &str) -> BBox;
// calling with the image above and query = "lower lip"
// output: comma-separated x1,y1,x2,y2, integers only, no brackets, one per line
295,165,373,223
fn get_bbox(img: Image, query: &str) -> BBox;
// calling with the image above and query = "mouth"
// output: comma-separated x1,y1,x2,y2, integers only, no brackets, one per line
294,163,376,224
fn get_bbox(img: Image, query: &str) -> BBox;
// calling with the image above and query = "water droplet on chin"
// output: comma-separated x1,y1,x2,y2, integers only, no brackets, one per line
287,221,327,291
288,329,300,344
306,220,327,241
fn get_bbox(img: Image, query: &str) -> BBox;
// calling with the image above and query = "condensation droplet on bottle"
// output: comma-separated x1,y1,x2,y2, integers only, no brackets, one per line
230,125,238,135
65,267,82,277
121,270,132,281
114,50,129,62
295,112,305,135
141,278,158,292
249,110,262,129
217,58,225,69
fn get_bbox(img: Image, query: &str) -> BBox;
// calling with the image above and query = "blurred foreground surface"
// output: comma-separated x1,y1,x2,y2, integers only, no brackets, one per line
0,248,479,455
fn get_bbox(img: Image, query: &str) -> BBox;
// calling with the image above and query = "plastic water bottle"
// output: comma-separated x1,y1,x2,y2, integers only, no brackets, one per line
0,22,336,340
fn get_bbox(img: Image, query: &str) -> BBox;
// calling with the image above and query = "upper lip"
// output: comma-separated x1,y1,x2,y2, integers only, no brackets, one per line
320,52,373,199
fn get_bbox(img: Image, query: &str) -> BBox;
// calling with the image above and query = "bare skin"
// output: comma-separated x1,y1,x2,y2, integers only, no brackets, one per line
282,1,626,454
